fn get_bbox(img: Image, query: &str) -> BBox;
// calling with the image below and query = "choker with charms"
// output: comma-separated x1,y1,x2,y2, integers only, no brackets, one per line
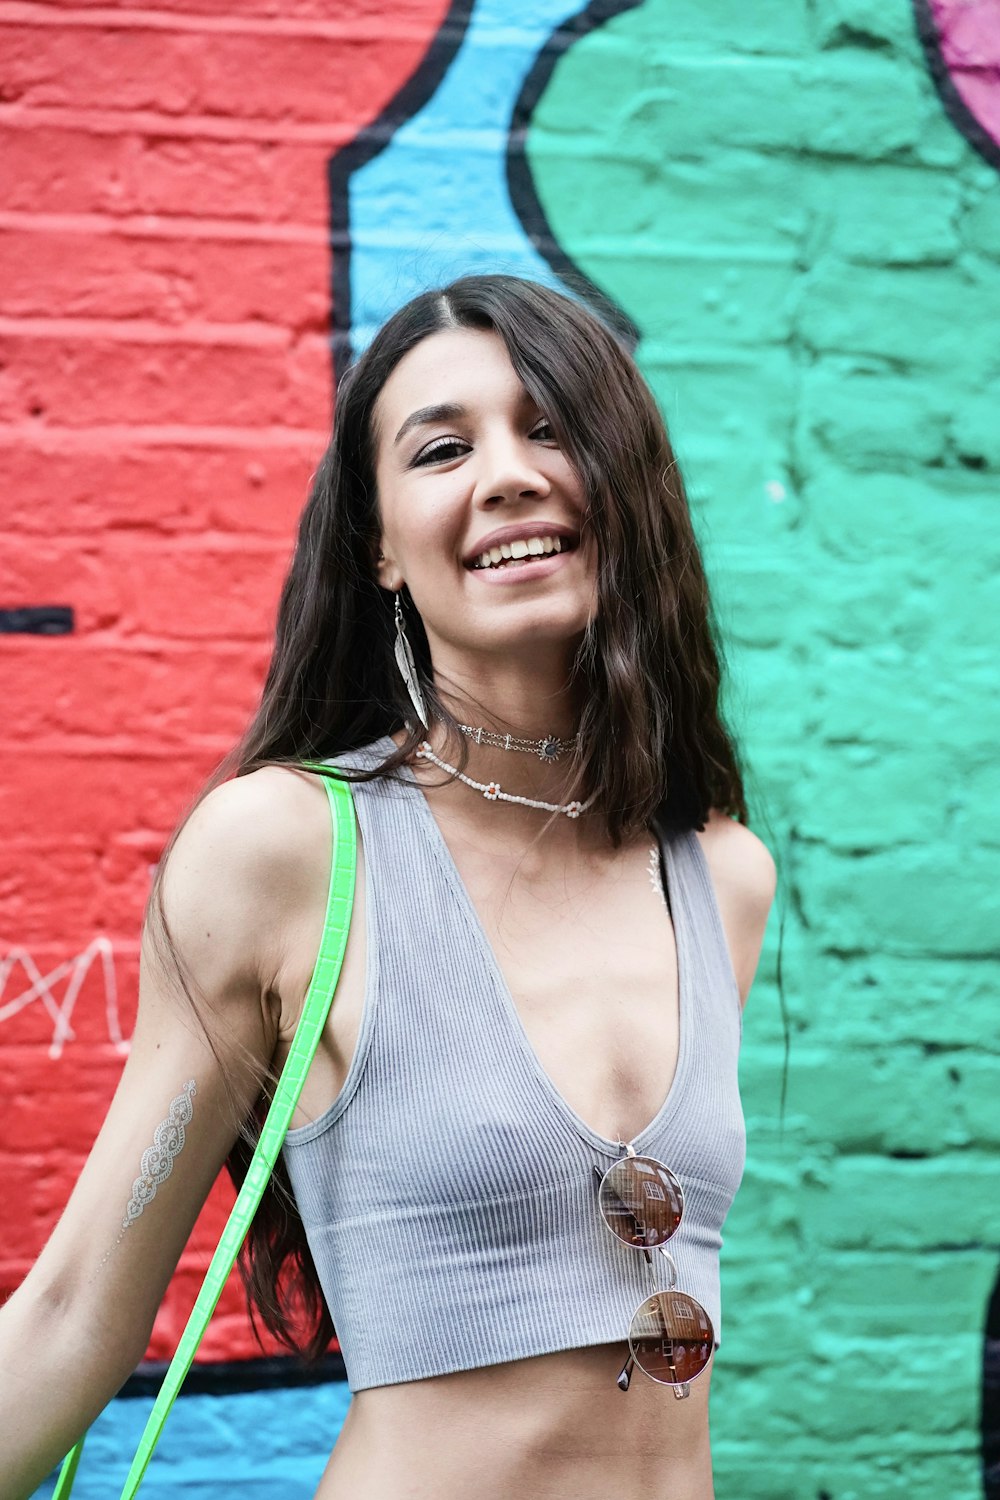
456,722,578,763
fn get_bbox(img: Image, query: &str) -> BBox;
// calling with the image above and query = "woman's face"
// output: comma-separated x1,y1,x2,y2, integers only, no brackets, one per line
371,326,598,673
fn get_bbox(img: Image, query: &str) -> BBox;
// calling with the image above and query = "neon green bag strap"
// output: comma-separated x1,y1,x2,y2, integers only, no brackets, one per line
53,771,356,1500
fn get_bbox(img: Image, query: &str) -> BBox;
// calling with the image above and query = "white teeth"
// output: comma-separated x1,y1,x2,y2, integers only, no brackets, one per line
472,534,571,569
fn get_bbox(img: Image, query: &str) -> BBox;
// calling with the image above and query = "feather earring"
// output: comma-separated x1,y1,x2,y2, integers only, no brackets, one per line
394,591,430,729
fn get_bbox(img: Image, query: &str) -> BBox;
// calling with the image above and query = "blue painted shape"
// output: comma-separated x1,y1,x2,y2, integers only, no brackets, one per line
32,1382,352,1500
349,0,595,351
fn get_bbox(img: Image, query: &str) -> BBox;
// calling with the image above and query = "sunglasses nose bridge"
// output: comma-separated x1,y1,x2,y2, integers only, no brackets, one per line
656,1246,678,1288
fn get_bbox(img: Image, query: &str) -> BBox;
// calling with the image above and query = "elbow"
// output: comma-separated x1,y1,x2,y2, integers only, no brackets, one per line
8,1271,152,1386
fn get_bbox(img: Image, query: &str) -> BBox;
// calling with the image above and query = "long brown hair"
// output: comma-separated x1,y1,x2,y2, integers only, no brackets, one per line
146,272,757,1363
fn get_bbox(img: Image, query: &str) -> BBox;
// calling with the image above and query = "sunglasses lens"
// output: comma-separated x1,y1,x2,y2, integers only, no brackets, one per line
598,1155,684,1248
628,1290,715,1386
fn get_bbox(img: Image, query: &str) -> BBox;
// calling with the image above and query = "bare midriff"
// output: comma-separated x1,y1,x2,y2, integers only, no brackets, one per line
313,1342,715,1500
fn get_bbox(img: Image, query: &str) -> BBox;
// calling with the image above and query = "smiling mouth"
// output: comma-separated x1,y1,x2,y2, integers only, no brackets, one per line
469,535,576,571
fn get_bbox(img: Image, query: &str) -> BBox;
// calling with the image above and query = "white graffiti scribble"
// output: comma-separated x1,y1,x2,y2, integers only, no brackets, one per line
0,937,129,1059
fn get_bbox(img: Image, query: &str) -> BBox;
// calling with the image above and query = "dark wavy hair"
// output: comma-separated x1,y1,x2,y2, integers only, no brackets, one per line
145,271,781,1364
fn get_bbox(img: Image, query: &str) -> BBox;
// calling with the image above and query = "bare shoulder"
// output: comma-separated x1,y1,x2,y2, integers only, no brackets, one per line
158,764,333,996
177,763,333,875
695,808,778,905
177,762,327,856
693,809,778,1008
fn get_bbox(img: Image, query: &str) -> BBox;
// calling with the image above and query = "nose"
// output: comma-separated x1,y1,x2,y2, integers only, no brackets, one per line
472,428,553,508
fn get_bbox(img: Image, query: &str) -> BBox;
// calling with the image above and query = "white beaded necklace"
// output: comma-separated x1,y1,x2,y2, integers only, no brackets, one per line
415,740,600,819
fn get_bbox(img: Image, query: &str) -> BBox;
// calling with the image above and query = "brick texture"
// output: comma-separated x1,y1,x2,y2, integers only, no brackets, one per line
1,0,452,1386
3,1,998,1497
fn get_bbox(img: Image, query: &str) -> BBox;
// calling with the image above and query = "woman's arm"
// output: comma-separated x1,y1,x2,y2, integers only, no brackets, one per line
0,769,299,1499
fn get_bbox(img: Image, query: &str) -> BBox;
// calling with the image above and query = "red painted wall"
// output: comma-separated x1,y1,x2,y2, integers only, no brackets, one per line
1,0,449,1362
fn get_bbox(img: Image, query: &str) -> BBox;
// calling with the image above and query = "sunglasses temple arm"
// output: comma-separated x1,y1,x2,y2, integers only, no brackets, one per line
615,1349,690,1399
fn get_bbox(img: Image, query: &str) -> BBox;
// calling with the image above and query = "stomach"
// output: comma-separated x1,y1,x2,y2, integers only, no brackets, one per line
313,1342,715,1500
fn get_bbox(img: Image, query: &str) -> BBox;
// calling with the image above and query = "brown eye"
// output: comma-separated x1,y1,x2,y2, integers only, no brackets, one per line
412,420,554,468
412,437,467,466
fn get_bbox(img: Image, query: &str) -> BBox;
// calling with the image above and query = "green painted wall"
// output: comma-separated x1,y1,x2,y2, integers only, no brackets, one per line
532,2,1000,1494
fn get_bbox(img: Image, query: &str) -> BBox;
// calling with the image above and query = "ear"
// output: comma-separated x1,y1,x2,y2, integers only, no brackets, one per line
373,541,403,593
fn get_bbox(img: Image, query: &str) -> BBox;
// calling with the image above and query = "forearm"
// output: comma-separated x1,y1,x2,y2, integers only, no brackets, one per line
0,1280,143,1500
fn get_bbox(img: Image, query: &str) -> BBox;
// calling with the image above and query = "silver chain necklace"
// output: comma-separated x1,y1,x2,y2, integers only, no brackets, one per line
415,741,599,819
456,722,578,763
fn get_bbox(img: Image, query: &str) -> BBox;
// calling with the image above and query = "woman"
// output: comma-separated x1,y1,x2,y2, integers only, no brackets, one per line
0,273,777,1499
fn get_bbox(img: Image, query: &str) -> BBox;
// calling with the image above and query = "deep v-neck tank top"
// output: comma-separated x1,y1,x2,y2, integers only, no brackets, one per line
282,734,746,1392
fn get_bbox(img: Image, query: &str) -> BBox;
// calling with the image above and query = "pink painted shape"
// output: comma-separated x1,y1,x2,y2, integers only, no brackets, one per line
928,0,1000,147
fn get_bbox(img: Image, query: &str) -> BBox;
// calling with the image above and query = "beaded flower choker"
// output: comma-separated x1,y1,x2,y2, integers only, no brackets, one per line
415,740,598,820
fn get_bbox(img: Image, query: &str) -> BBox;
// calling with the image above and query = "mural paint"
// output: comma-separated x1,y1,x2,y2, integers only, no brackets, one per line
1,938,126,1059
1,1,997,1496
337,0,640,375
0,1,455,1473
0,607,74,635
530,5,997,1493
916,0,1000,171
916,9,1000,1492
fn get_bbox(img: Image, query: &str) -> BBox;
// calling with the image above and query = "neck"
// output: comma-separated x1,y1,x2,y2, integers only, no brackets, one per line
431,650,584,742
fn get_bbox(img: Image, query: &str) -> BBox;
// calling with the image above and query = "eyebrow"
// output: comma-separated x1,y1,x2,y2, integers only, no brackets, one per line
393,402,469,448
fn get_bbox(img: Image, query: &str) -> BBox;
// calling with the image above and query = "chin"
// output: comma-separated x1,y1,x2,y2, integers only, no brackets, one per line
475,611,591,656
428,590,596,660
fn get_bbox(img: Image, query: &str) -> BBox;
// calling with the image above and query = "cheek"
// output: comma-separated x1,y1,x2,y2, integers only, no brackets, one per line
394,490,466,573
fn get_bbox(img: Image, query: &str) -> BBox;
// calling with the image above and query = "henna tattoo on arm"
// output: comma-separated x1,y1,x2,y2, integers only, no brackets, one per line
122,1079,197,1229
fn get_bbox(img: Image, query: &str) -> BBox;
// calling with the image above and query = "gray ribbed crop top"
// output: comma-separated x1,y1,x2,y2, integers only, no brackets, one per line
282,734,746,1392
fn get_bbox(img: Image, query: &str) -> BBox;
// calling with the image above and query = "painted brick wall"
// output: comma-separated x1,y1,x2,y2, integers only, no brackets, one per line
1,0,450,1375
2,1,998,1497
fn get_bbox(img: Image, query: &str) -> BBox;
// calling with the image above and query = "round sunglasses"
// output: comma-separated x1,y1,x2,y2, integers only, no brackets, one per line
593,1145,716,1396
